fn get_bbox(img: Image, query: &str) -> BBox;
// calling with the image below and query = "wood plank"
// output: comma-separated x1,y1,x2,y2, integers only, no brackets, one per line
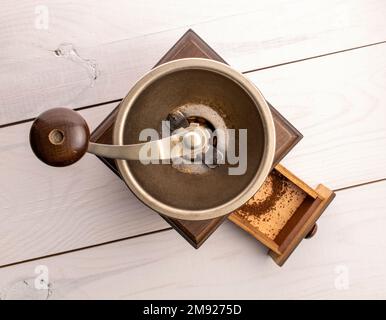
0,180,385,299
246,43,386,190
0,0,262,55
1,0,386,125
0,103,169,267
0,43,385,267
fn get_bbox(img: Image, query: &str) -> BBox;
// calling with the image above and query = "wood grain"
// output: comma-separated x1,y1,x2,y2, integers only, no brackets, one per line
0,0,262,51
0,104,169,267
247,43,386,190
29,108,90,167
0,43,385,267
90,30,302,249
1,0,385,125
271,184,335,266
0,180,384,299
229,164,335,265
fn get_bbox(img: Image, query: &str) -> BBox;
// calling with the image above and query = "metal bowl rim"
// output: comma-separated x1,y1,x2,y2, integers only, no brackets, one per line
113,58,276,220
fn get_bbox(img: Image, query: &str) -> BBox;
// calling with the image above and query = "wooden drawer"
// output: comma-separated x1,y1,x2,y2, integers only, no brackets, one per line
229,164,335,266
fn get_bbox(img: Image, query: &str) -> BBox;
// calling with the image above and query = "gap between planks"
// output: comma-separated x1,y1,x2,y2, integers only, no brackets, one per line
1,179,385,299
2,0,386,126
0,179,379,271
1,40,385,130
243,40,386,73
1,41,385,268
0,228,172,270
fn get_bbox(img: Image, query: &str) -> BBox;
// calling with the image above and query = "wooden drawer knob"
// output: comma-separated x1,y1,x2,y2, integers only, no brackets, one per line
30,108,90,167
305,224,318,239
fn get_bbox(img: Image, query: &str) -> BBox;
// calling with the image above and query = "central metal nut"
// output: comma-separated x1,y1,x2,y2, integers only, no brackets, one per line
178,124,210,160
183,131,202,150
166,102,228,175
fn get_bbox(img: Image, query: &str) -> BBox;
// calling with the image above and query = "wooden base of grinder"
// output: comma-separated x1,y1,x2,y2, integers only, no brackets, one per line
90,30,306,249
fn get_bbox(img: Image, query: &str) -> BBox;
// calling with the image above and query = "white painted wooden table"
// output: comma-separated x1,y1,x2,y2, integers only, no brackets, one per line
0,0,385,299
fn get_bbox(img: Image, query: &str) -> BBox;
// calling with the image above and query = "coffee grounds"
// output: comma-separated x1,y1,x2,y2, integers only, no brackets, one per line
234,169,307,239
238,170,286,218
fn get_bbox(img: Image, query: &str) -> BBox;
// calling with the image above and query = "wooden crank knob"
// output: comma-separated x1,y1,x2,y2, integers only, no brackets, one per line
29,108,90,167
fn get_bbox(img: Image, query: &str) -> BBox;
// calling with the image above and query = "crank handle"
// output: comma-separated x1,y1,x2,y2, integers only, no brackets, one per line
29,108,210,167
